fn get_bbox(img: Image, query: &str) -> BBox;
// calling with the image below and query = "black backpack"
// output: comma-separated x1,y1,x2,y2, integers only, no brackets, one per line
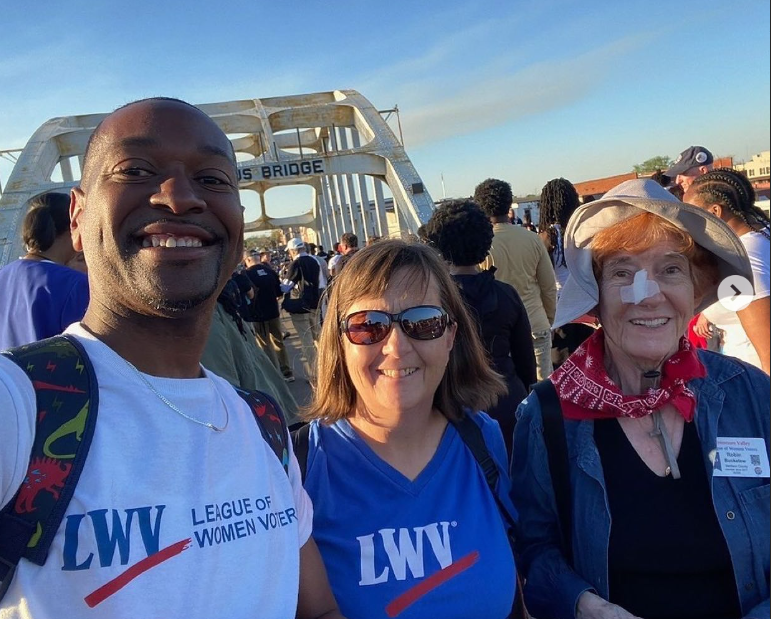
0,335,290,601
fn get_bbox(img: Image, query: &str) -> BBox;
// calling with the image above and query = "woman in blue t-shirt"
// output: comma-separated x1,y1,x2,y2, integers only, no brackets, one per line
300,239,520,619
0,192,89,350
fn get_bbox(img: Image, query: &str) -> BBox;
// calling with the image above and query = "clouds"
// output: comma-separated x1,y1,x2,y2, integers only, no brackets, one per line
366,32,651,148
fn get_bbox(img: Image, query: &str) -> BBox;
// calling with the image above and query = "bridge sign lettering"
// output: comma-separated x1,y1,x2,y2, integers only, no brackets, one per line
238,159,325,182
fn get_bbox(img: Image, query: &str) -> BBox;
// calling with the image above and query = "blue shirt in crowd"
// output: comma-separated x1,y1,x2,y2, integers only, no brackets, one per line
303,413,516,619
0,259,89,350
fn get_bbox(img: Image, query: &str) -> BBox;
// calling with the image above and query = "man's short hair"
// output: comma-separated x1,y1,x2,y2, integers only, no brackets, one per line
82,97,236,180
473,179,513,218
341,232,358,249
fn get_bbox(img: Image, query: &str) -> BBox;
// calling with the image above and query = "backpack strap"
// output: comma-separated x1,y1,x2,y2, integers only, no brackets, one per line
0,335,98,598
290,423,311,484
233,387,290,474
533,379,573,564
451,413,529,619
449,413,516,530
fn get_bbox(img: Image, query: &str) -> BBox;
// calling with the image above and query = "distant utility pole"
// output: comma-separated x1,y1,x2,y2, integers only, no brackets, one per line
441,173,446,199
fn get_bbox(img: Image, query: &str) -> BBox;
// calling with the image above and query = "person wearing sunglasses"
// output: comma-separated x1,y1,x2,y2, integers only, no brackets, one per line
299,239,519,619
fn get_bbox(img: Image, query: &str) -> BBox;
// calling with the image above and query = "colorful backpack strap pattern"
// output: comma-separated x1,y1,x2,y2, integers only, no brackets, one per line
233,387,290,474
0,335,98,583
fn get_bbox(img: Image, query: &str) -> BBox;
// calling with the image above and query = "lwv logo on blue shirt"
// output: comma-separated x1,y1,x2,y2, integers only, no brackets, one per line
356,521,455,585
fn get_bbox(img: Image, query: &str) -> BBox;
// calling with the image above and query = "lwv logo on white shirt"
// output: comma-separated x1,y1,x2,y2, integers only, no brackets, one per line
357,521,455,585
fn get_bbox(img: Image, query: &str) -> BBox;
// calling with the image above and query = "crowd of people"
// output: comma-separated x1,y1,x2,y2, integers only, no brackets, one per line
0,98,768,619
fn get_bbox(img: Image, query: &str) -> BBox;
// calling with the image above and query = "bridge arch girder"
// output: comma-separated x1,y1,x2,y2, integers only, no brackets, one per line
1,90,431,266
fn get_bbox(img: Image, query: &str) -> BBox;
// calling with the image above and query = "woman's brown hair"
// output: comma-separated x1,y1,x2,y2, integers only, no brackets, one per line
305,239,507,423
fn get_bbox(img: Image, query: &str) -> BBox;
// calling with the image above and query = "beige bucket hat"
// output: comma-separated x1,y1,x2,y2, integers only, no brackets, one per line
553,179,753,329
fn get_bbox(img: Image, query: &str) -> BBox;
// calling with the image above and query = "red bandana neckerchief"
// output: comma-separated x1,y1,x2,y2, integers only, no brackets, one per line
550,328,706,422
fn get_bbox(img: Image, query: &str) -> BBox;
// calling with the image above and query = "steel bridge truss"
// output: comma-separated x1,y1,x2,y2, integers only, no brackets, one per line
0,90,433,266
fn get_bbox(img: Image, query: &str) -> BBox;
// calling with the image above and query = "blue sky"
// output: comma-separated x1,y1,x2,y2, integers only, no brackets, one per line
1,0,769,225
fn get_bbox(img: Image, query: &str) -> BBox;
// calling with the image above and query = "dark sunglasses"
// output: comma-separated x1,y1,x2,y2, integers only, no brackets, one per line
340,305,452,345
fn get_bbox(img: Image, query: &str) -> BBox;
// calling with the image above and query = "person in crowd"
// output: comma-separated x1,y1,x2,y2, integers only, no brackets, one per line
539,178,581,294
0,192,89,350
663,147,716,346
243,250,295,381
282,237,321,381
300,240,519,619
538,178,596,368
307,242,329,294
0,98,342,618
327,240,344,273
665,145,714,194
649,170,671,188
329,232,358,277
511,179,769,619
508,207,523,226
522,216,538,233
202,273,299,423
365,235,381,246
422,198,536,457
685,168,770,373
475,178,557,380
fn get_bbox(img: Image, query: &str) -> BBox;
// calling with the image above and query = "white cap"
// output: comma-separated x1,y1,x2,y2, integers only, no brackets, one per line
285,237,304,251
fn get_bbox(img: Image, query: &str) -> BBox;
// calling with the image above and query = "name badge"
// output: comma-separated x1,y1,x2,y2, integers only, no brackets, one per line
713,437,770,478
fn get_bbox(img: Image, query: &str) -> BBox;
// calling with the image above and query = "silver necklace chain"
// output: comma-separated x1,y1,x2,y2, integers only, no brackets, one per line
122,357,229,432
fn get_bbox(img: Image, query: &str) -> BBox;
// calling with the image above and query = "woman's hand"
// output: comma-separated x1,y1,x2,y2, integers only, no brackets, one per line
576,591,643,619
692,313,714,339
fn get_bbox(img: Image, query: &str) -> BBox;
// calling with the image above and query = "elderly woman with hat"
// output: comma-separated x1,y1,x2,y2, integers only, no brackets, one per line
511,180,770,619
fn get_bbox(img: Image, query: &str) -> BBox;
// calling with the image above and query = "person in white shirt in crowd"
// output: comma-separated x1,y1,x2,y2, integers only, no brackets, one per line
0,97,343,619
329,232,359,278
685,168,770,373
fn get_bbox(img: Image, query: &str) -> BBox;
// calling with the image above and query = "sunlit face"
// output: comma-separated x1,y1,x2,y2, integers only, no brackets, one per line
71,100,243,316
343,271,456,422
675,165,709,193
597,241,696,368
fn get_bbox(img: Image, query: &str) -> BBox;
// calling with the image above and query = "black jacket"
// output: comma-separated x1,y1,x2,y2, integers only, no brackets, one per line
453,269,537,455
244,263,282,322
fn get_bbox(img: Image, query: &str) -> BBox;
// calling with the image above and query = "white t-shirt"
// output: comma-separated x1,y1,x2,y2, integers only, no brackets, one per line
327,254,343,276
313,255,328,289
0,324,312,619
703,228,770,369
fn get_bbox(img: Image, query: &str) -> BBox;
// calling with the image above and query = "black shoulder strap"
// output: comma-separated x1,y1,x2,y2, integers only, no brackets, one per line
0,335,98,599
450,414,516,530
234,387,290,475
451,413,530,619
291,423,311,484
533,379,572,564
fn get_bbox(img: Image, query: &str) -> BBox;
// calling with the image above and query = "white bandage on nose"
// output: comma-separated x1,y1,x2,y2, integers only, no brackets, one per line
620,269,660,304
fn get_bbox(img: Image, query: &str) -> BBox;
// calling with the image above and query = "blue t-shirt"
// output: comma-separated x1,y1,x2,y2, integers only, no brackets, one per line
0,259,89,350
304,413,517,619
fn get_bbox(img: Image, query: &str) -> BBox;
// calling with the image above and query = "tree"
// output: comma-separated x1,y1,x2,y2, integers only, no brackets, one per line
633,156,673,175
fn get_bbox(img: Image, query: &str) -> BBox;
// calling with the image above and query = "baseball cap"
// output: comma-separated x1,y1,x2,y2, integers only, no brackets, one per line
665,146,714,177
285,237,304,251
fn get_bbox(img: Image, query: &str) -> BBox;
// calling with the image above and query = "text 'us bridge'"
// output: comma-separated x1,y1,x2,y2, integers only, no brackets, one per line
0,89,433,266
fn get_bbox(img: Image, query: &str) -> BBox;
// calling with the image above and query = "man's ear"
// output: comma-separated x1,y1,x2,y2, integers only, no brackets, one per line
70,187,86,252
711,204,723,219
